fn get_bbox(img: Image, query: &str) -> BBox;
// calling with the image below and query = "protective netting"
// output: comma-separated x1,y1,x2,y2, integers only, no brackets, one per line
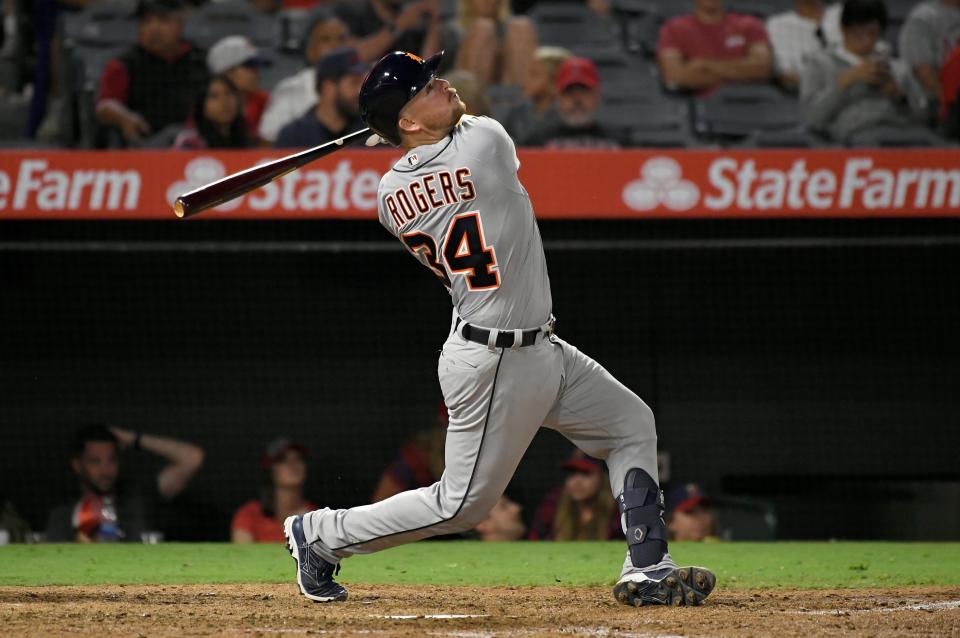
1,219,958,540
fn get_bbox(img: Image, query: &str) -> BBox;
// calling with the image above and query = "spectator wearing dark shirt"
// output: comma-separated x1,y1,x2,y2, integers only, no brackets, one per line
657,0,772,94
334,0,441,64
45,424,204,543
259,8,350,143
529,451,621,541
174,75,250,149
231,438,318,543
275,46,367,148
206,36,271,142
96,0,208,145
525,57,625,149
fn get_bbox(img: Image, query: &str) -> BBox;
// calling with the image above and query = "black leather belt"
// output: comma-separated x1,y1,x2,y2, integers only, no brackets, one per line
455,318,553,348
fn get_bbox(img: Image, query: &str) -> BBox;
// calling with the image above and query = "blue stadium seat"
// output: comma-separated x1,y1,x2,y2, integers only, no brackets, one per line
258,52,304,94
600,95,695,147
183,0,278,49
529,2,619,49
62,0,138,47
612,0,661,57
693,83,800,140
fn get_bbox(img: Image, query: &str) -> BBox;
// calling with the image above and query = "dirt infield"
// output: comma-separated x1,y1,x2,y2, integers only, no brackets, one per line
2,584,958,637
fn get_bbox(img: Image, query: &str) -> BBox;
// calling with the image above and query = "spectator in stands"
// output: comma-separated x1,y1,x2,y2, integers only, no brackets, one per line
45,424,204,542
274,46,366,147
333,0,441,64
766,1,844,88
372,403,447,502
524,46,571,118
665,482,718,542
259,8,349,144
453,0,538,88
528,450,621,541
174,75,250,149
524,56,624,148
232,438,317,543
474,494,526,541
657,0,772,95
96,0,207,146
898,0,960,104
497,46,571,142
941,42,960,137
800,0,935,144
249,0,282,13
0,495,30,543
206,36,270,142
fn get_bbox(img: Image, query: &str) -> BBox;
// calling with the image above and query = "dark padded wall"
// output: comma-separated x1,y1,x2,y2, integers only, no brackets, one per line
2,219,958,539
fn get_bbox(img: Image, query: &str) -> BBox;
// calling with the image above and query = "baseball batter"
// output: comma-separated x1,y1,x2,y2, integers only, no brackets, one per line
284,51,716,608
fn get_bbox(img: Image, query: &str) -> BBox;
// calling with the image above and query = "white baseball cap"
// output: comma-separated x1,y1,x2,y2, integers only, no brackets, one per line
206,36,269,74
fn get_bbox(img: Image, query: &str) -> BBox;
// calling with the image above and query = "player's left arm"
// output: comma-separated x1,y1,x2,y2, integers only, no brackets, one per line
111,428,205,500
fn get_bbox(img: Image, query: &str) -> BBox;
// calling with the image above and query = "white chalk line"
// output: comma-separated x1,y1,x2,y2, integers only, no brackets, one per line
246,627,686,638
796,599,960,616
374,614,491,620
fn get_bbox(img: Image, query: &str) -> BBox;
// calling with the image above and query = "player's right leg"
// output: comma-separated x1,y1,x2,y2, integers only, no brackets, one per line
542,336,716,607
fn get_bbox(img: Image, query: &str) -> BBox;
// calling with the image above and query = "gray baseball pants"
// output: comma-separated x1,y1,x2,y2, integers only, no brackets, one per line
301,324,658,571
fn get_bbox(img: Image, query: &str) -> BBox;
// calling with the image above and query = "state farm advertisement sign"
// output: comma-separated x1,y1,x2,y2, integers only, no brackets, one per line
0,148,957,219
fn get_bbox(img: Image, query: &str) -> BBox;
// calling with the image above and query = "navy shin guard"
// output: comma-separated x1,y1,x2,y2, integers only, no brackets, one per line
619,468,668,569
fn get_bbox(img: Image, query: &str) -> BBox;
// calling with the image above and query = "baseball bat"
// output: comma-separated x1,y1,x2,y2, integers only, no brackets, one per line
173,127,371,219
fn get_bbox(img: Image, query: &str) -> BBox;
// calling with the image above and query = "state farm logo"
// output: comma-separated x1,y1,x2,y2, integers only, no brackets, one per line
164,156,381,212
622,157,700,212
166,157,242,211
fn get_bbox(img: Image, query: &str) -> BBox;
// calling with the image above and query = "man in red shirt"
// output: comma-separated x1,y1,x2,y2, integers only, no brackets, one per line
657,0,772,94
96,0,207,145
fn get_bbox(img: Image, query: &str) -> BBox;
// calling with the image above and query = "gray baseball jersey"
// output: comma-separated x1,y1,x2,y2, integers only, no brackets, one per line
376,116,552,330
301,115,664,584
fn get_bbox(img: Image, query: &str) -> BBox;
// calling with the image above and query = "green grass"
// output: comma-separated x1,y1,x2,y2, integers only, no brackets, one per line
1,542,958,589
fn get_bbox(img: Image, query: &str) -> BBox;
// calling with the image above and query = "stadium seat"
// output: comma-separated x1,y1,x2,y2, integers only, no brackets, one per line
277,8,310,53
693,83,800,140
258,52,304,94
62,0,138,47
529,2,619,49
739,126,828,148
600,97,696,147
0,95,29,140
612,0,661,57
846,125,951,147
183,0,278,49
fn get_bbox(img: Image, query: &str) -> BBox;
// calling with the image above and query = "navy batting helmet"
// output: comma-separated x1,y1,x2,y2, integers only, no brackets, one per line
359,50,444,146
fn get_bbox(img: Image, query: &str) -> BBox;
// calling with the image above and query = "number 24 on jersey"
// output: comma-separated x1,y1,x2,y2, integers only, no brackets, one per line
401,212,500,291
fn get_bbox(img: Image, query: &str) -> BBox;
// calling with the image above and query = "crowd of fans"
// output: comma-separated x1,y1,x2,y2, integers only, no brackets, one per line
0,420,720,545
2,0,958,148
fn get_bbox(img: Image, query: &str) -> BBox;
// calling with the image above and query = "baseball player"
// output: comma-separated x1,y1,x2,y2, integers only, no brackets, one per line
284,51,716,608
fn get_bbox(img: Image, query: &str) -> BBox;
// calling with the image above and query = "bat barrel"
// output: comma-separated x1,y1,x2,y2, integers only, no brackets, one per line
173,127,371,219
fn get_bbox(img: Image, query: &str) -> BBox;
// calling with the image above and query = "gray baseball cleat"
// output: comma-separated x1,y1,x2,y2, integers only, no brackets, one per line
283,515,348,602
613,556,716,607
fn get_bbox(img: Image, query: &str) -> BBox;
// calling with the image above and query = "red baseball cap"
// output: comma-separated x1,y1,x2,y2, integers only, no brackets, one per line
261,438,307,468
561,450,605,474
666,482,711,514
555,57,600,92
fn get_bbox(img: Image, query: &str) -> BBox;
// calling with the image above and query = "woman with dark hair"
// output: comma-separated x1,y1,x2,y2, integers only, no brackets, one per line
528,450,621,541
231,439,316,543
174,74,249,149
